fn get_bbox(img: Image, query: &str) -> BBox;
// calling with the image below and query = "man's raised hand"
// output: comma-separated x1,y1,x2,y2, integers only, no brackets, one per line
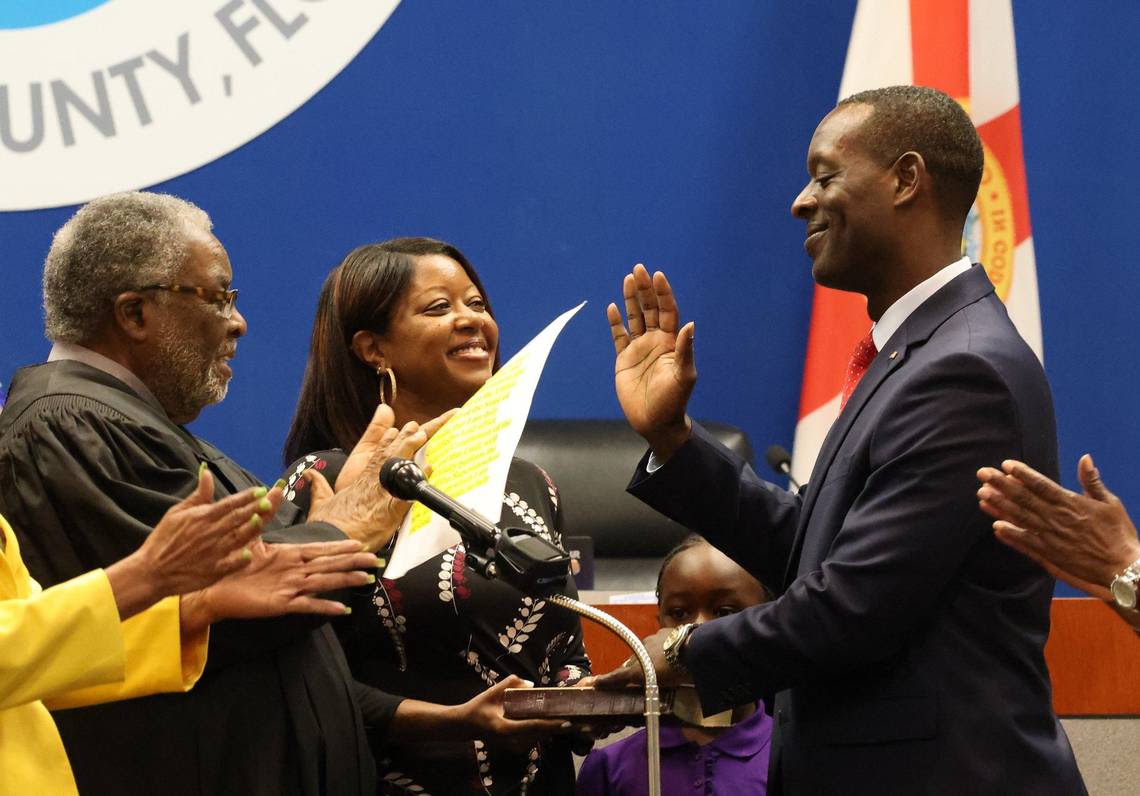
607,264,696,462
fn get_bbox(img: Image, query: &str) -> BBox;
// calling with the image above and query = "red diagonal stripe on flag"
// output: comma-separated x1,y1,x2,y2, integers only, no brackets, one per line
910,0,969,95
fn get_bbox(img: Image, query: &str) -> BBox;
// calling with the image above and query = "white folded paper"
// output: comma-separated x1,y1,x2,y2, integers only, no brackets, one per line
383,302,586,578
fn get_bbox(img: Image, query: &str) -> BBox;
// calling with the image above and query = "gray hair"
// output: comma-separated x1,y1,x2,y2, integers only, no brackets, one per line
43,191,213,343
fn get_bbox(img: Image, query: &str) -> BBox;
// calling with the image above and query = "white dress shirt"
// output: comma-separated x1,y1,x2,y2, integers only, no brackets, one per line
871,256,972,351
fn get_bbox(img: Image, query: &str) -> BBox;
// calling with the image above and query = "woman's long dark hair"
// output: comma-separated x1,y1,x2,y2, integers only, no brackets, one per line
283,237,498,464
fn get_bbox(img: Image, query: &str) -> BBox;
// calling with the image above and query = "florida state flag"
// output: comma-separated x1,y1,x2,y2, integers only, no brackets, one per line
790,0,1041,485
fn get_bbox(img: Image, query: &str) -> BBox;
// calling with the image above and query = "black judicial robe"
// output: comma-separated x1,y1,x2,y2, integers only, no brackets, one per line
0,360,392,796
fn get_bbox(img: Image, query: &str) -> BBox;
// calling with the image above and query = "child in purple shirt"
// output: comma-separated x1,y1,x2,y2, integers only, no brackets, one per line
576,536,773,795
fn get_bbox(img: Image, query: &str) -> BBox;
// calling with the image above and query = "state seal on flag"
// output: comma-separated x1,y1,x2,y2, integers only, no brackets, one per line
963,140,1017,302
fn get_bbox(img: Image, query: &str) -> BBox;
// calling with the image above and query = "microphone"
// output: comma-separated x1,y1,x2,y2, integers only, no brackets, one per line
765,444,802,491
379,457,498,547
380,457,572,594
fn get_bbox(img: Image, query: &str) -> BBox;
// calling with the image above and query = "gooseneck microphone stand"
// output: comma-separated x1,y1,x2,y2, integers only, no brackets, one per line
380,457,662,796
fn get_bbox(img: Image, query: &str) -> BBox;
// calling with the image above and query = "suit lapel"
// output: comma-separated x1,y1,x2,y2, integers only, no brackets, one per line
782,266,997,584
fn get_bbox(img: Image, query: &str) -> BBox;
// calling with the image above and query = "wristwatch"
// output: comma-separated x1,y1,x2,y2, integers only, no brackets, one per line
1110,558,1140,611
662,623,697,676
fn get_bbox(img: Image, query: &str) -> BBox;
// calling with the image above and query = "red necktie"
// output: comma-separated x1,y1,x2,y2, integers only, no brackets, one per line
840,331,877,411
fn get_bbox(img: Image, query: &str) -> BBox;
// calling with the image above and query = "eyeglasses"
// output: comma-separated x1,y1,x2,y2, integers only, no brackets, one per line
137,284,239,318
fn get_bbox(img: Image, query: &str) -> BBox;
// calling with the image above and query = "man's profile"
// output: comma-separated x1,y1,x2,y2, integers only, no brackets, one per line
597,86,1086,795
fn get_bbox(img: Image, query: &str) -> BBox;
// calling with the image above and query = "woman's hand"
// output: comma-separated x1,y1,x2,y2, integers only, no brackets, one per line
180,539,381,633
452,676,568,749
607,264,695,463
387,675,568,748
106,467,283,619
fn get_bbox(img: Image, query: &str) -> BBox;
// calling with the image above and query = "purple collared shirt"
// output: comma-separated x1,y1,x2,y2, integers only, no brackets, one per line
576,703,771,796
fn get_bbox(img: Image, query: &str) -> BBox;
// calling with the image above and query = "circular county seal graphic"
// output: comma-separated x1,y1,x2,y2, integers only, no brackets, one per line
0,0,400,210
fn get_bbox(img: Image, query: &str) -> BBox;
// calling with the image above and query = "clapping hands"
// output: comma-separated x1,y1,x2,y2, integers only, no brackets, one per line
306,404,455,551
108,468,380,627
186,538,380,630
977,455,1140,600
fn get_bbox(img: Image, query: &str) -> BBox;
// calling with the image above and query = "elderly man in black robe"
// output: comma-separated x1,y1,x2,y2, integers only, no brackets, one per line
0,192,434,795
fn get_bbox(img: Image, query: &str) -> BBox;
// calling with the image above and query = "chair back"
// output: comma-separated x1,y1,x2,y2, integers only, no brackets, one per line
515,419,754,557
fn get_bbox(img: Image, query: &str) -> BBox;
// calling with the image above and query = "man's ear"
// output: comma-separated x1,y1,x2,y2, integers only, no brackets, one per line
112,292,150,342
351,330,385,369
892,150,925,208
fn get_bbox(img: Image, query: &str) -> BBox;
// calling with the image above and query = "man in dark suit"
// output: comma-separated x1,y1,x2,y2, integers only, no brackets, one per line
596,86,1086,794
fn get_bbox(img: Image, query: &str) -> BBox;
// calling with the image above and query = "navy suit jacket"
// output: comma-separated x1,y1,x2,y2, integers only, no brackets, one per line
630,266,1085,795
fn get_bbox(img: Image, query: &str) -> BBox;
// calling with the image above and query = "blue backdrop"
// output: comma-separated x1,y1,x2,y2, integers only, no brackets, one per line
2,3,1138,601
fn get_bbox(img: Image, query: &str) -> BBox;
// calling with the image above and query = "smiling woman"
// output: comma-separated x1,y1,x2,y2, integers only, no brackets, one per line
282,237,590,796
284,238,502,459
350,251,501,425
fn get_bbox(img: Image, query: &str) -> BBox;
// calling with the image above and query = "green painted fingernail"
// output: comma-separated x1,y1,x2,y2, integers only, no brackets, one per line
258,497,272,511
376,558,387,568
241,548,252,561
273,478,286,490
249,514,262,527
366,574,376,584
253,486,268,498
343,606,352,615
198,462,208,475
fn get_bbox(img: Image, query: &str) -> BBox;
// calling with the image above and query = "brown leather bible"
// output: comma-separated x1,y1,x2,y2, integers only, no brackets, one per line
504,685,737,727
503,686,677,722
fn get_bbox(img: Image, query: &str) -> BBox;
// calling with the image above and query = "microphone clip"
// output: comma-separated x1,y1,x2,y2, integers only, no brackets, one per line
490,526,572,595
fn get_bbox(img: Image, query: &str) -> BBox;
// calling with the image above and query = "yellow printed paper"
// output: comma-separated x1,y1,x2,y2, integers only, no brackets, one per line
384,302,585,578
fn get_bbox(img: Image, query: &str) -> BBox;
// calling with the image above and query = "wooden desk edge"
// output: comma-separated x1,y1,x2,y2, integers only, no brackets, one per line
581,598,1140,716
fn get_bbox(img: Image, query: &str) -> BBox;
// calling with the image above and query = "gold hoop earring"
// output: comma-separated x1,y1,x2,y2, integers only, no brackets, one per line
377,366,397,406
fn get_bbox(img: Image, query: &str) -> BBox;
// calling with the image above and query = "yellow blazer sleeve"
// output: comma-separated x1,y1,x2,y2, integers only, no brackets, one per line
0,510,209,711
46,595,209,710
0,567,126,709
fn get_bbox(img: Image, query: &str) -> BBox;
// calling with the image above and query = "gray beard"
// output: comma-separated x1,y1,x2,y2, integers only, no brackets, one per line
150,327,230,421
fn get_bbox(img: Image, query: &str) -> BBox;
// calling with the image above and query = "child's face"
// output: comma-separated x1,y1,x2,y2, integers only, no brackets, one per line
657,543,768,628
